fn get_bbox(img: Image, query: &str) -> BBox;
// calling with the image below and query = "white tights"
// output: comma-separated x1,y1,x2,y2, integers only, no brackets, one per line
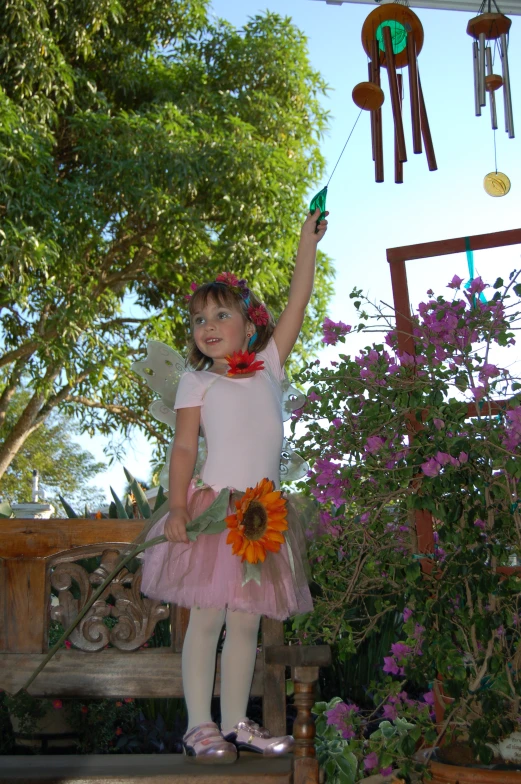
182,606,261,734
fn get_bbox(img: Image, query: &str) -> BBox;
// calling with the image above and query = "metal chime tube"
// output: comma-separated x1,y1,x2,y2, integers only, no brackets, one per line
485,46,497,130
406,32,422,154
478,32,487,106
370,38,384,183
383,25,407,163
500,33,515,138
473,41,482,116
395,73,404,183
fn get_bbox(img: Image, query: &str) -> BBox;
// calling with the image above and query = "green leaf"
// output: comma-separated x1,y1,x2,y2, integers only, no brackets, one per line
124,468,151,519
59,495,78,518
185,488,229,541
110,487,129,519
0,501,13,518
153,485,167,512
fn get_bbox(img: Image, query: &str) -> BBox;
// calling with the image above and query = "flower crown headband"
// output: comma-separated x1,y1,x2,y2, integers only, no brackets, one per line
188,272,269,327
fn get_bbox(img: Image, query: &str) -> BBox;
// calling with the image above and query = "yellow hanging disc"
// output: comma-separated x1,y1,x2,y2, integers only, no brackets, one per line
483,171,511,197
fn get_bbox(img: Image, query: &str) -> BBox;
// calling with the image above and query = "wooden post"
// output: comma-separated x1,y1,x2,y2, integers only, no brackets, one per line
383,25,407,163
262,617,286,736
292,666,320,784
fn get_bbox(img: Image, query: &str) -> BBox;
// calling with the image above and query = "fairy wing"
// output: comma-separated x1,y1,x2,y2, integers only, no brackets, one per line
280,374,308,481
281,375,306,422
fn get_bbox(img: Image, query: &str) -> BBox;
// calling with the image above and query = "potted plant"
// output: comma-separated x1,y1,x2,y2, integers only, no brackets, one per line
293,272,521,782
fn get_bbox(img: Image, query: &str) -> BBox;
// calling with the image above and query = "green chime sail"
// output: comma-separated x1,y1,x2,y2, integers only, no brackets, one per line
309,186,328,232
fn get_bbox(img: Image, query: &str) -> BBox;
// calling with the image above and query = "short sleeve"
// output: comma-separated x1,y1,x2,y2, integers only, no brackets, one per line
174,371,206,410
258,337,285,383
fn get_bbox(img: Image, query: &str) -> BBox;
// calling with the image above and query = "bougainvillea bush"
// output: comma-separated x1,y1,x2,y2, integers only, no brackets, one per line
294,272,521,770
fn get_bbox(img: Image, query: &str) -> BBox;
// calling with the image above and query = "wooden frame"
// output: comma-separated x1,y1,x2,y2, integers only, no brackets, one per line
387,227,521,556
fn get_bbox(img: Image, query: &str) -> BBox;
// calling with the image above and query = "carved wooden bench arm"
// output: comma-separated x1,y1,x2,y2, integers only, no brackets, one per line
265,645,331,784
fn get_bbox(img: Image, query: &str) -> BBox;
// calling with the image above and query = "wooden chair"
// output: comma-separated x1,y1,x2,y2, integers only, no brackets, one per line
0,517,330,783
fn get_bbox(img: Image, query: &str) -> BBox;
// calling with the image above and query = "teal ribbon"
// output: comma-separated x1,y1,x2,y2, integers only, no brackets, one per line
463,237,487,306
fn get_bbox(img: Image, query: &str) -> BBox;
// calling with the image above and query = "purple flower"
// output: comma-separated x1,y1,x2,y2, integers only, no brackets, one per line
391,642,412,658
468,276,487,295
365,435,386,454
471,385,487,401
322,317,351,346
383,656,400,675
403,607,413,622
448,275,464,289
380,766,394,777
364,752,379,771
382,703,398,720
423,690,435,706
308,390,321,402
458,451,468,464
421,458,441,478
433,418,444,430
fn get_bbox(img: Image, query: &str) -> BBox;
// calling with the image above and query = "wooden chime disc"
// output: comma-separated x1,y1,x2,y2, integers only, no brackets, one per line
485,74,503,92
361,3,424,69
467,13,511,40
352,82,385,111
483,171,511,197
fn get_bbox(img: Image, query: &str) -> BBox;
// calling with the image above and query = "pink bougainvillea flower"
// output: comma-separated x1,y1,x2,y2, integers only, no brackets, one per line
53,699,63,709
421,458,441,478
467,276,487,295
65,639,72,649
365,435,386,454
364,752,379,770
403,607,413,622
448,274,464,289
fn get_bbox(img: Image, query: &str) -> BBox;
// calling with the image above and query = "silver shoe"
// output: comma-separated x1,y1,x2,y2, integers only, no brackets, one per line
224,717,294,756
183,721,237,764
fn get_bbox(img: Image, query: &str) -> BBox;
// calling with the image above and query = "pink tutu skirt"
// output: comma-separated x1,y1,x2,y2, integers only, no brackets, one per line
141,480,313,621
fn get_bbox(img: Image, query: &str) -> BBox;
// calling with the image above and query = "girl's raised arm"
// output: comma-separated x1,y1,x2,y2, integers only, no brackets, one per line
273,208,328,366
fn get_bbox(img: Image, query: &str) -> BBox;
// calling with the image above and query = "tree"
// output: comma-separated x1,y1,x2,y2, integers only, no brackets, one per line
0,0,333,480
0,391,106,512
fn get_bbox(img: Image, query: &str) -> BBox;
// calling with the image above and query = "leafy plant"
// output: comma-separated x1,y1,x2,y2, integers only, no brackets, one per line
295,272,521,768
59,468,164,519
313,696,431,782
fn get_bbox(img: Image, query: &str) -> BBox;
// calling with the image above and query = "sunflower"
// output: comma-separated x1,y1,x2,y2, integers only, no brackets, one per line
226,350,265,377
226,478,288,564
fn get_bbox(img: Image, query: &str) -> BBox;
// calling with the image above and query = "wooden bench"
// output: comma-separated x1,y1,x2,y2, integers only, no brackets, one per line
0,517,330,783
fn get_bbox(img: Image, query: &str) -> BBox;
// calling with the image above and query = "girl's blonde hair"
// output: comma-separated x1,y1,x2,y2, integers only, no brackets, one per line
187,282,275,369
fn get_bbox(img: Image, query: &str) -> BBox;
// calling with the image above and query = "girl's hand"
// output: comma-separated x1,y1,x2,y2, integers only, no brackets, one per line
301,208,329,244
164,507,191,544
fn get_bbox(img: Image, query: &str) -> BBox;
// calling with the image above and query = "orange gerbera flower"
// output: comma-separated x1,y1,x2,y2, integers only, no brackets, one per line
226,350,265,377
226,478,288,564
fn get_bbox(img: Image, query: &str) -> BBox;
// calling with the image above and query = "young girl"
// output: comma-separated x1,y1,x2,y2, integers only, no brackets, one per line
142,208,328,764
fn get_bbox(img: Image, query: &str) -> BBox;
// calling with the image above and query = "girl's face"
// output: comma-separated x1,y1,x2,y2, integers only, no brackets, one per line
192,296,253,363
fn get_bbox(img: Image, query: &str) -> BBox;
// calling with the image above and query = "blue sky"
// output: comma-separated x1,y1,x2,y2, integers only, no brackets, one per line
74,0,521,502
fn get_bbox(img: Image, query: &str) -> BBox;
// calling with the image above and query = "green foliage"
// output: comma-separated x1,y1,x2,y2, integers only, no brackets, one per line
312,697,429,782
0,390,106,510
295,273,521,761
0,0,333,480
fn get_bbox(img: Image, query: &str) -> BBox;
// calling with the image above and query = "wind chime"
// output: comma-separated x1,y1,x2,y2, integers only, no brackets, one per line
467,0,514,197
351,3,437,184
